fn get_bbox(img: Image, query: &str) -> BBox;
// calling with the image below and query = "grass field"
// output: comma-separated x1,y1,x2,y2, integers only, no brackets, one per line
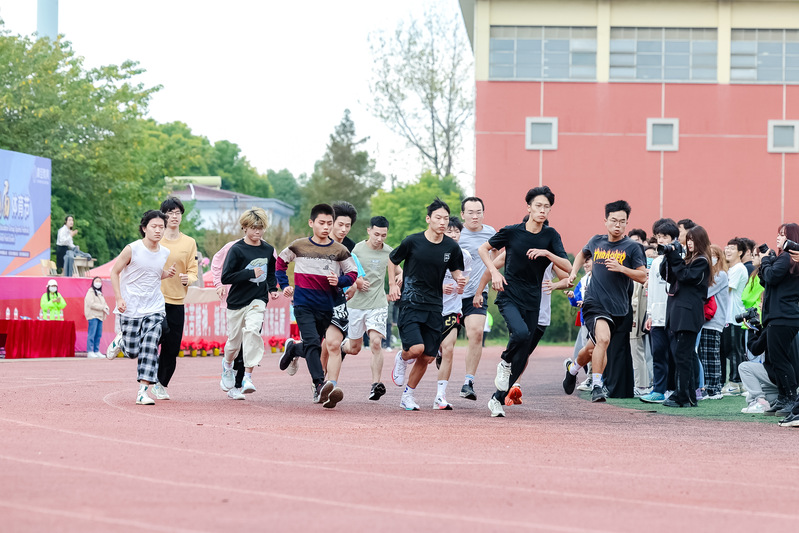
594,393,778,424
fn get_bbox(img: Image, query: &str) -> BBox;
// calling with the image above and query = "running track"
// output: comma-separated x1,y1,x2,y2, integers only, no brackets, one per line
1,346,797,532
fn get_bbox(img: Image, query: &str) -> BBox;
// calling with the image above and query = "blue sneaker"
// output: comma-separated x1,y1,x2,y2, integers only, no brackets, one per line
640,391,665,403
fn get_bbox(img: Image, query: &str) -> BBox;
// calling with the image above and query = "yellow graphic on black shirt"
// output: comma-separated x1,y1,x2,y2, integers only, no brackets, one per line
593,249,627,264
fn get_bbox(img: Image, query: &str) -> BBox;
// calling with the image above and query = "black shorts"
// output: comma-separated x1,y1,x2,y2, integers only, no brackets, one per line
442,313,462,339
329,298,349,335
398,307,443,356
462,292,489,317
582,302,624,346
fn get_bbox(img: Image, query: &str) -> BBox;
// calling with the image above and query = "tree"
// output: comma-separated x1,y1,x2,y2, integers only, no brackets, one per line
209,140,273,199
368,4,473,177
369,171,462,248
267,168,301,214
301,110,384,237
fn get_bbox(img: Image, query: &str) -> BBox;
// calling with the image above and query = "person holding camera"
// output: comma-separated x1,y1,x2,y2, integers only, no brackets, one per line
757,223,799,417
661,226,712,407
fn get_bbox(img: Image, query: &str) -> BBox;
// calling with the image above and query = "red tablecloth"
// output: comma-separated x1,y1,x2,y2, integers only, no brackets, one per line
0,320,76,359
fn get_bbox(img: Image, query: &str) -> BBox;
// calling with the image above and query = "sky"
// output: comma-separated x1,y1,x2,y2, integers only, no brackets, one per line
0,0,475,190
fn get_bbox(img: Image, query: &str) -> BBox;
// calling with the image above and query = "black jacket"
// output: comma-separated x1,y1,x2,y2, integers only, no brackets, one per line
661,250,710,333
758,252,799,327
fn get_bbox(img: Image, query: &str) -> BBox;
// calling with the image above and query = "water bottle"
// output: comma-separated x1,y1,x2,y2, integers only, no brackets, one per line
4,308,9,320
13,308,18,320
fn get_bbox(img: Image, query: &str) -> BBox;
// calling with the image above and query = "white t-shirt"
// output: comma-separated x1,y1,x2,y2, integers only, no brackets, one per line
442,248,472,316
117,240,170,318
56,225,74,248
726,262,748,325
458,224,496,298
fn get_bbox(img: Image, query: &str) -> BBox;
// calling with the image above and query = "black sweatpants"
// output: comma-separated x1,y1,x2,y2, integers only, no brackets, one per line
493,300,539,403
720,324,744,383
158,303,184,387
671,330,698,406
765,324,799,400
294,306,332,385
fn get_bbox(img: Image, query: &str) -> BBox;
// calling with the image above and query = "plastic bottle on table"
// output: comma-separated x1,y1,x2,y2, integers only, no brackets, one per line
13,308,18,320
5,308,9,320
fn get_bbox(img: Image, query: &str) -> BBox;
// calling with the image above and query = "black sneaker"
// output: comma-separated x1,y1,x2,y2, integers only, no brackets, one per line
323,386,344,409
591,385,607,403
778,412,799,427
562,359,577,395
313,382,324,403
279,339,295,371
369,382,386,401
435,351,442,369
765,397,790,416
460,380,477,401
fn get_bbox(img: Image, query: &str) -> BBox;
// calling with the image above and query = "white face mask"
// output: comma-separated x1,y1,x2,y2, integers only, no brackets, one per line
93,282,102,289
712,256,718,265
48,286,57,293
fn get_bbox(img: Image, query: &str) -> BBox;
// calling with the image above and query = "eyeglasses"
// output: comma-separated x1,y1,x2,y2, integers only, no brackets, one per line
608,218,627,226
166,210,182,218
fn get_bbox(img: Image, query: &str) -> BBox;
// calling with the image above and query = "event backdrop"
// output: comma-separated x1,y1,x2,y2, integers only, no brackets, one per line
0,148,52,277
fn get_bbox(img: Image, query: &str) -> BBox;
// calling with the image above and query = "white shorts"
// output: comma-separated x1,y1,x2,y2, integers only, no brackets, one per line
348,307,388,339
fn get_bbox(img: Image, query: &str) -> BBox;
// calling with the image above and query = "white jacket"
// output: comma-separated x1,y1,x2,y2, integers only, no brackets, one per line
646,255,669,327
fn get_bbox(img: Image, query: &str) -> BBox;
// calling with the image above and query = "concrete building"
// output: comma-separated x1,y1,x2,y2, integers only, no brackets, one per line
460,0,799,249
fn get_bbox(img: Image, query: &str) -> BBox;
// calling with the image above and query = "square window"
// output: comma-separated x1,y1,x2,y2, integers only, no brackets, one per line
647,118,679,151
525,118,558,150
768,121,799,153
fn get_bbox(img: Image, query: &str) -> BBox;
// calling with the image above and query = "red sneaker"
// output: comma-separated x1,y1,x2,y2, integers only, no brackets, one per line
505,385,523,406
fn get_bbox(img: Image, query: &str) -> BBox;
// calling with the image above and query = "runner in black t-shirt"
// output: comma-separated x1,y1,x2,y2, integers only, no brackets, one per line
563,200,647,403
388,198,465,411
477,186,572,417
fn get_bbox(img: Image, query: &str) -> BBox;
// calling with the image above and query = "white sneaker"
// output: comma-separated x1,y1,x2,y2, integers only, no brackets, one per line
634,387,651,397
287,357,299,376
488,397,505,417
151,383,170,400
391,351,408,387
576,376,592,391
400,393,420,411
227,387,246,400
741,398,769,414
241,376,256,394
220,364,235,391
434,397,453,410
494,360,512,392
136,386,155,405
106,333,123,359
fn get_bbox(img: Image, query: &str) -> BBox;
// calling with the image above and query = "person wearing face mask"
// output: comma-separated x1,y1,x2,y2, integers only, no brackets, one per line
41,279,66,321
84,277,110,358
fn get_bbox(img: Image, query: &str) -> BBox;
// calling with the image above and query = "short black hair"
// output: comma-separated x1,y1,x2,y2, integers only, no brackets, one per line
461,197,485,212
310,203,335,221
651,218,679,240
160,196,185,214
727,237,747,258
605,200,631,218
525,186,555,206
678,218,696,230
427,197,450,216
64,214,73,223
740,237,756,253
448,216,463,231
139,210,168,237
332,201,357,224
369,216,389,229
629,228,647,241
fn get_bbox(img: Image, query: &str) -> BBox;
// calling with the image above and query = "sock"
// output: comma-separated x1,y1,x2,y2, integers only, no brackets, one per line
329,380,337,387
464,374,475,385
593,373,603,387
245,372,252,380
569,360,580,376
403,385,415,395
437,380,447,398
139,384,147,393
223,359,233,371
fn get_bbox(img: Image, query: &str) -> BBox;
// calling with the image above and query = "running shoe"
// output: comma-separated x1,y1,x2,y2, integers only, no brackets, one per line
562,359,577,395
323,386,344,409
705,392,724,400
241,376,256,394
369,382,386,401
313,382,324,403
505,385,522,406
488,397,505,417
279,339,296,371
318,381,334,405
391,351,408,387
460,380,477,401
634,387,652,397
778,412,799,427
591,385,607,403
106,333,123,359
434,397,453,410
400,393,420,411
136,386,155,405
151,383,170,400
494,360,512,392
220,365,235,391
722,382,743,396
576,376,592,391
227,387,246,400
639,391,666,403
741,398,769,413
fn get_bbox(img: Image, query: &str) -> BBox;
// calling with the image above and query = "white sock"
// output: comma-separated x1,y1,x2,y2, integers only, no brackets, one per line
593,373,603,387
437,380,447,398
139,384,147,393
464,374,475,385
403,385,415,395
223,359,233,371
569,360,580,375
245,372,252,380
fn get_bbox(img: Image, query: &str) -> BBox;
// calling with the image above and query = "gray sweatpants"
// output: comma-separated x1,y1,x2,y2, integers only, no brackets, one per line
738,361,778,404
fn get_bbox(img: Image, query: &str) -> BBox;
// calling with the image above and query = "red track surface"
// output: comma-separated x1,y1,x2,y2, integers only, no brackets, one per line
2,346,797,532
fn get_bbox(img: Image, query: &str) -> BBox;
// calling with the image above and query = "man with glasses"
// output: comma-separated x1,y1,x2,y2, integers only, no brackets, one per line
457,197,496,400
563,200,647,403
152,197,198,401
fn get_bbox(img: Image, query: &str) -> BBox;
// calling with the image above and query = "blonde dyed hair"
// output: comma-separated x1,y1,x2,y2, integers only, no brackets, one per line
239,207,269,230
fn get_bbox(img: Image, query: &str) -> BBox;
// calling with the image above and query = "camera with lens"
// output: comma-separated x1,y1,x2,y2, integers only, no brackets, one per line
734,307,761,330
783,239,799,253
758,243,770,255
657,241,683,255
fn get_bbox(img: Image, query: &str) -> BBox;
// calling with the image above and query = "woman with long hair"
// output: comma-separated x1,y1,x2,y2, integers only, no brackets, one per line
661,226,712,407
84,276,110,358
758,223,799,417
698,244,729,399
